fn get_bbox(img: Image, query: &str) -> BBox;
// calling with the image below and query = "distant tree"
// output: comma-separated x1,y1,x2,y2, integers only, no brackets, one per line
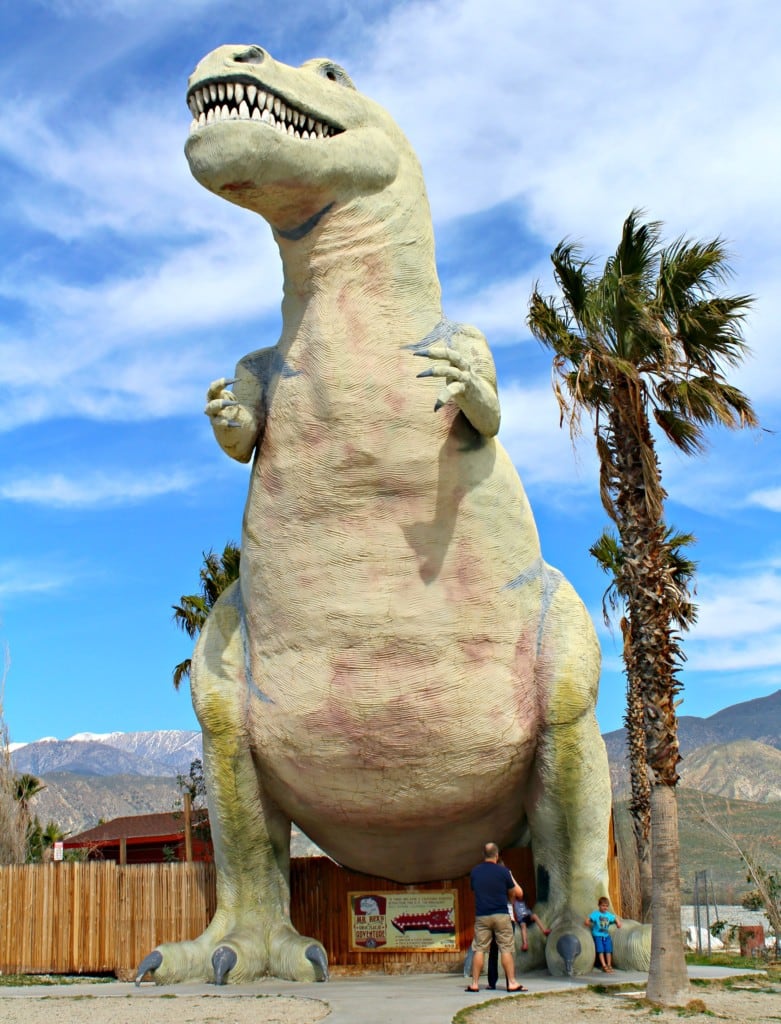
172,542,241,689
529,209,758,1005
701,797,781,954
0,647,26,864
175,757,210,844
14,772,45,812
176,757,207,807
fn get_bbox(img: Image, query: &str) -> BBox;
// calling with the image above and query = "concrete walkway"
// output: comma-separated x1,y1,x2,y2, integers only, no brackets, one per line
0,966,759,1024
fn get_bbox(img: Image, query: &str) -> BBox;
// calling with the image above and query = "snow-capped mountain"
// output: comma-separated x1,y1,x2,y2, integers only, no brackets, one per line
10,729,202,778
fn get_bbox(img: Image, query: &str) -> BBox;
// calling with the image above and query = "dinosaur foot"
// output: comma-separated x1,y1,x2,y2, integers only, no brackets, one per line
135,924,328,985
541,919,595,977
613,920,652,972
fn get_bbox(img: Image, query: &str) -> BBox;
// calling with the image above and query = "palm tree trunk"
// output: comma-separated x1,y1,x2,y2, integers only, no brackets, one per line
610,402,689,1001
623,627,653,920
646,782,689,1004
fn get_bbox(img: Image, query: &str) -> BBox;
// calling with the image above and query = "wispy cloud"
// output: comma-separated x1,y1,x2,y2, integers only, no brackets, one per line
0,560,71,599
0,469,199,508
747,487,781,513
692,569,781,642
498,379,598,493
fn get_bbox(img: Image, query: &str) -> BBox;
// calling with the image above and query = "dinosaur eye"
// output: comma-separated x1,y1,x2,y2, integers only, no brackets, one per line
317,62,355,89
234,46,266,65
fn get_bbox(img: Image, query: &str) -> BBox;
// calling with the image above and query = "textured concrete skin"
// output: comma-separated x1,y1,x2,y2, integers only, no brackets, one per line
143,44,649,984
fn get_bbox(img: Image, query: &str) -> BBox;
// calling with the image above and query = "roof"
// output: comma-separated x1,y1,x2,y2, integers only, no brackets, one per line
64,810,208,847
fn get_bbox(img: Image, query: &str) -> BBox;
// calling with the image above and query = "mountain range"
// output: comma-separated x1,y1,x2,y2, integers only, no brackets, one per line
10,689,781,836
11,730,202,778
602,688,781,799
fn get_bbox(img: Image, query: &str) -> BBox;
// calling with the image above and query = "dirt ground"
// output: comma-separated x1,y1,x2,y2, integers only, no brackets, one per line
0,993,331,1024
1,978,780,1024
464,976,781,1024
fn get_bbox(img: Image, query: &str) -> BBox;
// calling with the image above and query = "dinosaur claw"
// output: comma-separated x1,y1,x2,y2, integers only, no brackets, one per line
305,944,329,982
555,933,582,977
135,950,163,986
212,945,238,985
416,368,435,378
434,399,444,411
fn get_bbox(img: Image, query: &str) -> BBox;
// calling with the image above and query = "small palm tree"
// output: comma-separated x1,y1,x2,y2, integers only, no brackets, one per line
172,542,241,689
14,772,44,812
528,209,758,1005
591,526,697,920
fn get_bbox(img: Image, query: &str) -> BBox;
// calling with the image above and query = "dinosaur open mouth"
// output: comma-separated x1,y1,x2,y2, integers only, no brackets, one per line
187,78,343,140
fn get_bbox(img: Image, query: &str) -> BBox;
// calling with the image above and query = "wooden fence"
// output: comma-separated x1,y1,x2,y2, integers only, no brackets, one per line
0,837,620,977
0,860,217,976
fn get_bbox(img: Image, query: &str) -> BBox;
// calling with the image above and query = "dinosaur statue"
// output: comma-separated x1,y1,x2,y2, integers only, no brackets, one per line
137,43,650,985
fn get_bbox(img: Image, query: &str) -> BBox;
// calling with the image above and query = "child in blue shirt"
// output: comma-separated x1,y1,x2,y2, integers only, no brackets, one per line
585,896,622,972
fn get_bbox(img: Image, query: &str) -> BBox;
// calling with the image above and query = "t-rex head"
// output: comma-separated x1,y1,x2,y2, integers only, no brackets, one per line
184,45,415,241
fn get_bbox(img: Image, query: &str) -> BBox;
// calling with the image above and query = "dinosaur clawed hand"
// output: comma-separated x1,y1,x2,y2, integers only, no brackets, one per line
205,376,253,428
414,343,475,411
413,334,500,437
204,377,260,461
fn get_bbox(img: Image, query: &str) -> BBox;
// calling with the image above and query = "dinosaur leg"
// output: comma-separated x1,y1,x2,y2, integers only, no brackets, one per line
518,575,621,975
521,574,651,975
136,582,327,985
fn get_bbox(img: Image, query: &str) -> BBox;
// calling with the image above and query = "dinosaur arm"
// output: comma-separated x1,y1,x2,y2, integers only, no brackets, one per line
415,324,501,437
204,351,268,463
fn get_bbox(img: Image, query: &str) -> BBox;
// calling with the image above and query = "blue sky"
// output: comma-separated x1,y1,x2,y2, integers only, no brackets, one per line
1,0,780,743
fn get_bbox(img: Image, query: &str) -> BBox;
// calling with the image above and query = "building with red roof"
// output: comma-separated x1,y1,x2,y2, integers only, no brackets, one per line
63,810,212,864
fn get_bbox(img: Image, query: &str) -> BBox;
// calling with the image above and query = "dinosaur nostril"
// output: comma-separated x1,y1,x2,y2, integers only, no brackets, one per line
234,46,265,65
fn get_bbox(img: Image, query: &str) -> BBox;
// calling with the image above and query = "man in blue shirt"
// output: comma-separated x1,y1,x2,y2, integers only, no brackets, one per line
466,842,528,992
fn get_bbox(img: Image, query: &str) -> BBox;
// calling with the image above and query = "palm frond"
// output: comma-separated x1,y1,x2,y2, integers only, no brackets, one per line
172,659,191,691
590,529,624,625
550,241,592,319
171,542,241,689
652,408,706,455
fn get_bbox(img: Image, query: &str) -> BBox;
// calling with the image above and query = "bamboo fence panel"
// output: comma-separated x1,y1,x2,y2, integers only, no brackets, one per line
0,838,619,976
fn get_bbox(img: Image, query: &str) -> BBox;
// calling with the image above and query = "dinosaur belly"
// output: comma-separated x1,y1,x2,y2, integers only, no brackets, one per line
239,386,547,879
248,646,539,880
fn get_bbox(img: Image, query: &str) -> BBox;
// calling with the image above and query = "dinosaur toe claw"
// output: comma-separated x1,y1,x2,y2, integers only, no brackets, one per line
305,944,329,981
135,950,163,986
212,945,238,985
555,933,582,977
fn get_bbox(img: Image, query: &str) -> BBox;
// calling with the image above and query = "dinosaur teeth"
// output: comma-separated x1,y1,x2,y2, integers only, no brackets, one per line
188,79,343,140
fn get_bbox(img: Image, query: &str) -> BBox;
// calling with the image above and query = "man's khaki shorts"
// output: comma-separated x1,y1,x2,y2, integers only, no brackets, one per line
472,914,514,954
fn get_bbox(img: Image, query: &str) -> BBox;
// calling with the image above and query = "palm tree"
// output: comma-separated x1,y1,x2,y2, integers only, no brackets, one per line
591,527,697,921
13,774,47,862
528,210,758,1005
14,772,44,812
172,542,241,689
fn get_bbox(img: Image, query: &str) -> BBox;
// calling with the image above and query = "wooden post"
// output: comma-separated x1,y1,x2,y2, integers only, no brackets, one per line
119,836,127,866
183,792,193,863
